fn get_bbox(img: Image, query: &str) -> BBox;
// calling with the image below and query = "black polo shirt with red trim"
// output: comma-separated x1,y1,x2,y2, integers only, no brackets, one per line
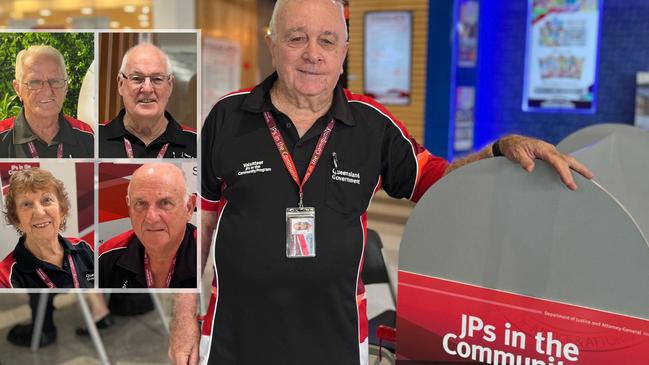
99,109,197,158
98,223,197,288
0,236,94,288
199,73,449,365
0,109,94,158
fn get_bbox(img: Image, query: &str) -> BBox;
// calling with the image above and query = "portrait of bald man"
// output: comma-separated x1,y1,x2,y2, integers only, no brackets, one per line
99,162,197,289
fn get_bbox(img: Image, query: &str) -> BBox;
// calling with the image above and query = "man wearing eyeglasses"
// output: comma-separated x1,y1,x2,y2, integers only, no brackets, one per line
99,43,197,159
0,45,94,158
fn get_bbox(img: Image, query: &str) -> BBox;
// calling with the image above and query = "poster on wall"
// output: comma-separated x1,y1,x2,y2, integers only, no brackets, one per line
364,11,412,105
202,37,241,122
458,0,479,68
522,0,602,112
453,87,475,152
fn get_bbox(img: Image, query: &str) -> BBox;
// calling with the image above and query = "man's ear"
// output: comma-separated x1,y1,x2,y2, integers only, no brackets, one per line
340,42,349,75
12,80,21,101
117,74,126,97
186,194,197,221
264,35,277,69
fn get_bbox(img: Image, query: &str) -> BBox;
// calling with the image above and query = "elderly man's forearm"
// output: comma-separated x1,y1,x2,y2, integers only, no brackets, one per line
444,143,494,175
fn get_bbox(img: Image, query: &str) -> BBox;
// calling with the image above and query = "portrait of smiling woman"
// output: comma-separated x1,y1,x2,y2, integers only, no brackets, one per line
0,167,94,288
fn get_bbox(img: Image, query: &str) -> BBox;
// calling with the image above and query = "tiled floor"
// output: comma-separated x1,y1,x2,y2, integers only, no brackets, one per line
0,196,412,364
0,293,172,364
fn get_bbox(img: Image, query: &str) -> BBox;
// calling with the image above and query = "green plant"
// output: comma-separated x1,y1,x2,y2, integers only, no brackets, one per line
0,32,94,119
0,93,21,120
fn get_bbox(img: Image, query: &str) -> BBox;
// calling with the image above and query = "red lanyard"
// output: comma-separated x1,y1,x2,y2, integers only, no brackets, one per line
263,111,335,209
123,138,169,158
144,253,177,288
35,254,80,288
27,141,63,158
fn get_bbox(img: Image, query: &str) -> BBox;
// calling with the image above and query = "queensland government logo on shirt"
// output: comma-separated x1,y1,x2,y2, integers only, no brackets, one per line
331,168,361,185
237,160,272,176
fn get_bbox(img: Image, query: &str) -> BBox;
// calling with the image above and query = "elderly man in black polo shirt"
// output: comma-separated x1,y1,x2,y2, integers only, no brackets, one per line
99,162,197,288
0,45,94,158
99,43,197,158
169,0,593,364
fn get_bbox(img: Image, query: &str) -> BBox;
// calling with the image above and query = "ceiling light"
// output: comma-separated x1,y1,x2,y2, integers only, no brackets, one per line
137,14,148,21
124,5,136,13
81,7,93,15
66,17,72,23
39,9,52,17
37,18,45,25
139,21,150,28
110,21,120,28
123,26,132,30
142,6,150,14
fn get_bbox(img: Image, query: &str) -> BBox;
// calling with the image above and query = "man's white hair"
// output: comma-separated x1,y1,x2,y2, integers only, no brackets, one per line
268,0,348,42
15,45,68,82
119,43,173,75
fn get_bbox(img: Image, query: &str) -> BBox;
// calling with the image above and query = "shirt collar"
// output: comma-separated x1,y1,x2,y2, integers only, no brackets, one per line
13,235,78,273
13,108,78,146
116,223,196,287
241,72,356,126
104,109,187,146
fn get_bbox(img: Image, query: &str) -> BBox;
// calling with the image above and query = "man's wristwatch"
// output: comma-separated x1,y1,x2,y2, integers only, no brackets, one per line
492,140,503,157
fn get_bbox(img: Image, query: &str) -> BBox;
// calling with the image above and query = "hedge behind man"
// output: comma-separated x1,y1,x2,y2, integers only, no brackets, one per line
170,0,593,364
0,45,94,158
98,163,197,288
99,44,197,159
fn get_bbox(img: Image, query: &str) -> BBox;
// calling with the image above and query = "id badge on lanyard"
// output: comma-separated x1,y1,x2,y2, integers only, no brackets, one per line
263,111,334,259
286,207,316,258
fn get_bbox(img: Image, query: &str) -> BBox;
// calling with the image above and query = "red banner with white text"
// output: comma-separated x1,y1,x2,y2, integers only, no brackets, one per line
397,271,649,364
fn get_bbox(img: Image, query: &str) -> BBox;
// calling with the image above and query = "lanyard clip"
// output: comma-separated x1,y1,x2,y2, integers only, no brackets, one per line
298,191,304,210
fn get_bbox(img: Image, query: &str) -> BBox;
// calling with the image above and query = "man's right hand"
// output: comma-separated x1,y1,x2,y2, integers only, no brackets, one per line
169,294,200,365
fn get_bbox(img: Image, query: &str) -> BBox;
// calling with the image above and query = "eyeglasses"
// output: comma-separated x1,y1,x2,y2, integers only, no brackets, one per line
23,78,68,90
120,73,172,87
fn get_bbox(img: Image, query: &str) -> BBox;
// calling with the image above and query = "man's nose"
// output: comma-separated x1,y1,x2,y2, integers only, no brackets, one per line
144,205,161,222
40,80,55,95
140,77,155,92
302,40,323,63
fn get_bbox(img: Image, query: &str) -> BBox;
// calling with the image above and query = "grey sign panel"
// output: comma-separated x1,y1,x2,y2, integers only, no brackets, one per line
399,158,649,320
556,123,643,153
558,124,649,240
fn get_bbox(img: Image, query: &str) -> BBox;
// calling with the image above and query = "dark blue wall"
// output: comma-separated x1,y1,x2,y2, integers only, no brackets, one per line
424,0,455,158
475,0,649,147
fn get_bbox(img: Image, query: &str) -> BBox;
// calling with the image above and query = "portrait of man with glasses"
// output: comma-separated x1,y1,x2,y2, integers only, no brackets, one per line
0,45,94,158
99,43,197,159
